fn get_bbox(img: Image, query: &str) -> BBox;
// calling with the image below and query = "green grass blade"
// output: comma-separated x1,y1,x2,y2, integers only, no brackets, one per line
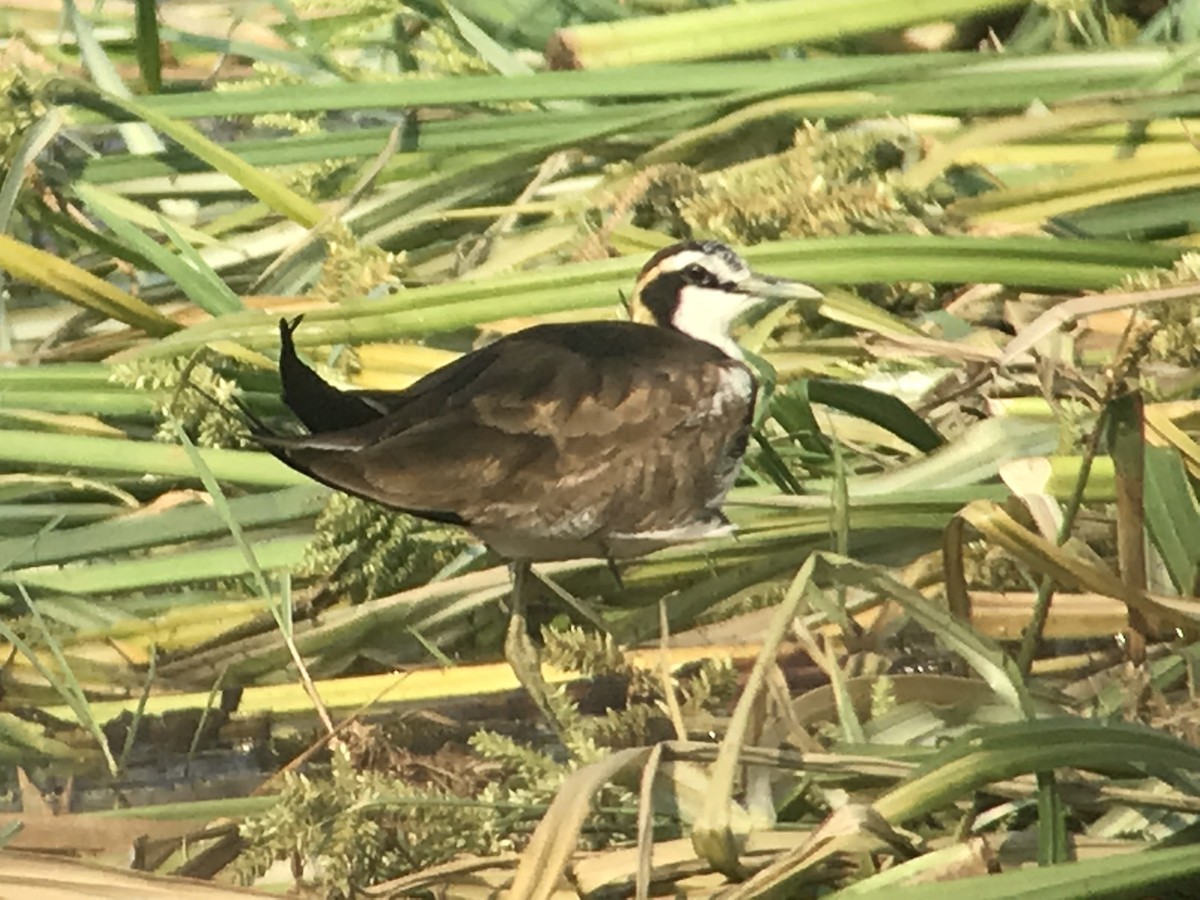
174,424,271,600
806,380,943,453
1143,446,1200,593
0,485,326,569
5,536,309,595
829,841,1200,900
546,0,1025,69
65,0,164,156
0,234,179,336
90,91,325,228
0,586,118,775
0,430,306,487
75,183,243,316
876,718,1200,824
133,0,163,92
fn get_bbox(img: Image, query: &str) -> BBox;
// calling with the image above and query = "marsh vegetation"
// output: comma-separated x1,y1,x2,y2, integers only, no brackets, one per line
3,0,1200,897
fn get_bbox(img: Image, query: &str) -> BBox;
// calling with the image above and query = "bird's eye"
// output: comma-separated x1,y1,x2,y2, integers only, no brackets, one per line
682,263,714,286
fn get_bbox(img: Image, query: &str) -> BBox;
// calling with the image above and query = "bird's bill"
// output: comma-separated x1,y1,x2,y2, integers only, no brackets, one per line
740,272,824,304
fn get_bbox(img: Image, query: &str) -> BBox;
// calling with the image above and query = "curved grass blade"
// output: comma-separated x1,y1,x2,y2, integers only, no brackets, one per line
75,184,242,317
510,746,653,900
91,91,324,228
0,235,178,336
875,718,1200,824
806,379,943,453
828,840,1200,900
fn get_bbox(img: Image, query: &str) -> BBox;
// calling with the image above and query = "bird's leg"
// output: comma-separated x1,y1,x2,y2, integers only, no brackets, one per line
505,560,560,730
605,557,625,591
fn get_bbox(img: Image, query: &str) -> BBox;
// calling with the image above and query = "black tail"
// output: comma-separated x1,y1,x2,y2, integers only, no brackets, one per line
278,316,384,433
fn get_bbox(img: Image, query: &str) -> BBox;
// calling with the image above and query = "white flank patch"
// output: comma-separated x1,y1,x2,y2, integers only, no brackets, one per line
605,517,735,558
713,365,755,414
685,364,754,425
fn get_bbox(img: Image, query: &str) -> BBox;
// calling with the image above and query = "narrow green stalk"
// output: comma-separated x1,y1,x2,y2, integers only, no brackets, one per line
1015,404,1109,676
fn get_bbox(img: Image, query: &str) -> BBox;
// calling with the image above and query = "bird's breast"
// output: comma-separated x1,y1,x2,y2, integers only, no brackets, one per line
688,364,755,424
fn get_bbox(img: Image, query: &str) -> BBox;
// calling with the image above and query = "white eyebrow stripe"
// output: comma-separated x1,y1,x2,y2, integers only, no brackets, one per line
654,249,708,272
637,249,748,291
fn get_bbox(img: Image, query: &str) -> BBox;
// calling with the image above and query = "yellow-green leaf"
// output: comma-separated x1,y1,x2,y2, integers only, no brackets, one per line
0,234,178,336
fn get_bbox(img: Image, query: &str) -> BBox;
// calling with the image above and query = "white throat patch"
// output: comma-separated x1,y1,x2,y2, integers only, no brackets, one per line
670,284,757,359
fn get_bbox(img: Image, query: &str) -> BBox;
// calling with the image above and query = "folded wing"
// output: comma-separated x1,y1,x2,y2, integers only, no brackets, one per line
261,320,756,546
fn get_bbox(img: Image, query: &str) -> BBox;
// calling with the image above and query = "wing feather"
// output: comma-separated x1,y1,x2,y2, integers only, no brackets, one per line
266,321,756,542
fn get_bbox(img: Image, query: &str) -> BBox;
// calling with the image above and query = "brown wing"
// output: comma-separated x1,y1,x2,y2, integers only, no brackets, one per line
264,321,756,539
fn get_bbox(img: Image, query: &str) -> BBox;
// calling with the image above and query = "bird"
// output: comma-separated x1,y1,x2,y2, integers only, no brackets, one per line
250,240,823,723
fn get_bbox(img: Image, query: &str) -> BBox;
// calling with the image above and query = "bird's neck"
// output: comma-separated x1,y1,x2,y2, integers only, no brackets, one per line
667,301,745,360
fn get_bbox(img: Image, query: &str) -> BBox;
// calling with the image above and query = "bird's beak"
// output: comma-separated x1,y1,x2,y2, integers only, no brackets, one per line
740,272,824,306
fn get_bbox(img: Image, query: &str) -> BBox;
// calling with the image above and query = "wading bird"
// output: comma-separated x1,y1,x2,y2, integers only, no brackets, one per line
252,241,823,721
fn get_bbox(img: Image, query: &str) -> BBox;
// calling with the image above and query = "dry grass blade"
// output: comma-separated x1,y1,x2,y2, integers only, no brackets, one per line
1000,283,1200,366
693,553,820,876
509,746,654,900
823,836,993,894
0,849,275,898
635,742,665,900
362,853,519,898
961,500,1200,629
717,805,918,899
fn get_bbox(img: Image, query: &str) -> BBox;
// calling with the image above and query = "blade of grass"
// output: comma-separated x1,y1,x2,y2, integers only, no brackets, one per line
89,90,325,228
0,484,326,570
75,184,243,317
827,841,1200,900
0,586,118,775
546,0,1024,69
1143,445,1200,594
0,235,179,336
132,0,162,92
0,430,306,487
875,718,1200,824
65,0,164,157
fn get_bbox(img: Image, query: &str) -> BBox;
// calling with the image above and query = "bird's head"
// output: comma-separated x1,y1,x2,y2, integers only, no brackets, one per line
628,240,823,359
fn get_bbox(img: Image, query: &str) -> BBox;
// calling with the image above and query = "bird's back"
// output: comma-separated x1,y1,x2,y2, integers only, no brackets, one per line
266,320,757,560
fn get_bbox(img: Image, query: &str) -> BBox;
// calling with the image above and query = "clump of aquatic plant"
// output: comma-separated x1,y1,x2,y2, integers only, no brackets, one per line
627,122,952,313
1122,252,1200,369
298,492,467,603
234,740,498,897
109,353,250,448
309,228,406,303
